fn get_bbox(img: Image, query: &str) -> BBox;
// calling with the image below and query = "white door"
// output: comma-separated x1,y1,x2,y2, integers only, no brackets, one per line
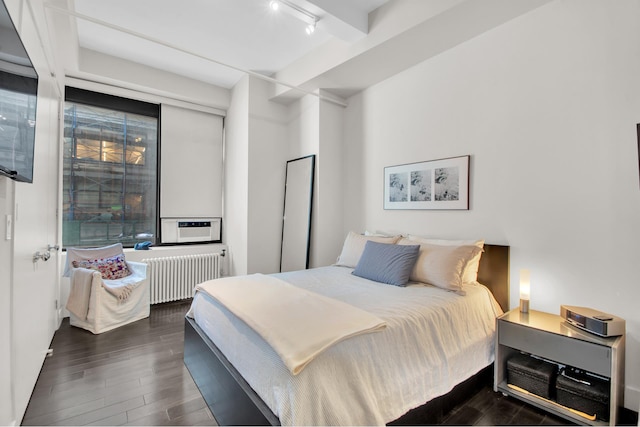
10,79,61,422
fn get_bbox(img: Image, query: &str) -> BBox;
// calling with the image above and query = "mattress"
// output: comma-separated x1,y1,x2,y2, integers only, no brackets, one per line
187,265,503,426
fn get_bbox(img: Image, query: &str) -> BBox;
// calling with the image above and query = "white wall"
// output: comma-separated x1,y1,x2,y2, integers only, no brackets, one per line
314,92,345,267
287,94,319,160
223,76,250,276
287,96,321,266
343,0,640,409
225,75,290,276
78,48,230,111
247,77,289,274
0,179,15,426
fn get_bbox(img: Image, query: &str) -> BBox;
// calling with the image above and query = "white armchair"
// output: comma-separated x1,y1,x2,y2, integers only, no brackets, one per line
63,243,149,334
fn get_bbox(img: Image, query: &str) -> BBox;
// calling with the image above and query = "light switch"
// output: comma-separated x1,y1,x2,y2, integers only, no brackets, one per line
5,214,11,240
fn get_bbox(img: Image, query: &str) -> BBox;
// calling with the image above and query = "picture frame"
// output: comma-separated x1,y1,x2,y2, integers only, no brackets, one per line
384,155,470,210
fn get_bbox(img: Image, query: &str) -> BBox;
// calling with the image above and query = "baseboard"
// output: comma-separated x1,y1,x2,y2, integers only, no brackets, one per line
625,385,639,412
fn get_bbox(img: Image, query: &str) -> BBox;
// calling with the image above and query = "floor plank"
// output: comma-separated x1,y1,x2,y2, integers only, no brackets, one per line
22,300,638,426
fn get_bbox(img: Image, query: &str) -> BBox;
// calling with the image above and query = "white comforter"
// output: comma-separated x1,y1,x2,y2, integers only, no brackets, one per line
188,266,502,426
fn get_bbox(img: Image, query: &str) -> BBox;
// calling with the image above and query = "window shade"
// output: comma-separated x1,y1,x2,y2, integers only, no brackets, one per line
160,104,223,218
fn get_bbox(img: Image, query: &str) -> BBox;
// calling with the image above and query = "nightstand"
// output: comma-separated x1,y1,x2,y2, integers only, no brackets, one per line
494,309,625,426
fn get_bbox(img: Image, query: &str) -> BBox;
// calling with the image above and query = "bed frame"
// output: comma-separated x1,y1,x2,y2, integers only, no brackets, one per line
184,244,509,426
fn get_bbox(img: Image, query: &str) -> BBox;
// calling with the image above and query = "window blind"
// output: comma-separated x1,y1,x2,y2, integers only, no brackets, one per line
160,104,223,218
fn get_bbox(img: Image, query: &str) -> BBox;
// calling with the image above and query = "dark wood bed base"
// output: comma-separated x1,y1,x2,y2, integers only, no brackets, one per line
184,315,278,425
184,244,510,426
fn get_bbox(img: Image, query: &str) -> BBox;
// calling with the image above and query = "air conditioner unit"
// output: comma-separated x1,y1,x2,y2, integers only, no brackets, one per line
161,217,221,243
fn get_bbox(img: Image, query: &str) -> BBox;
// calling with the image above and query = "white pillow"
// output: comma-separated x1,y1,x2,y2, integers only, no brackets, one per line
335,231,400,268
405,235,484,284
364,230,395,237
397,238,484,292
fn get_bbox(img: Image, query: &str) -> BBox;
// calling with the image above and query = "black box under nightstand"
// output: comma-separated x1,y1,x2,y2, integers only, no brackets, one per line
556,368,611,422
507,353,558,399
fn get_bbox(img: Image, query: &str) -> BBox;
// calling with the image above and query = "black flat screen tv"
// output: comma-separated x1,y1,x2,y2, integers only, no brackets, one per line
0,0,38,183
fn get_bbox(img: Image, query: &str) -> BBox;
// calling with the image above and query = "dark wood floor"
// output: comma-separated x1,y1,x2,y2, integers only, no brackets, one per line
22,300,213,426
22,300,637,426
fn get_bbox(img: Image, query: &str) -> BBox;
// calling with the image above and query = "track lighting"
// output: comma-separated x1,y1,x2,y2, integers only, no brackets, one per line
269,0,319,35
305,22,316,35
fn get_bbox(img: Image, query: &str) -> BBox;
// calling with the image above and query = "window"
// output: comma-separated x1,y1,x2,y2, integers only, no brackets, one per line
63,88,159,248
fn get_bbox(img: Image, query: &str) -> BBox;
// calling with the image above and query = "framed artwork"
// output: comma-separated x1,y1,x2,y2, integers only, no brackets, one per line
384,155,470,210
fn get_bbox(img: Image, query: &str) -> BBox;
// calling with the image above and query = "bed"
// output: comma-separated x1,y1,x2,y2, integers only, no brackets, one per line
183,239,509,426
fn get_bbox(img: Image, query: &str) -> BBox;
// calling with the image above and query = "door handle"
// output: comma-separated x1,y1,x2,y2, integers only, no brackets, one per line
33,250,51,263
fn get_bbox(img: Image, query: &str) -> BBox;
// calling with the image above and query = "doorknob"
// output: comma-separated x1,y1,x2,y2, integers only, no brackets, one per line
33,250,51,263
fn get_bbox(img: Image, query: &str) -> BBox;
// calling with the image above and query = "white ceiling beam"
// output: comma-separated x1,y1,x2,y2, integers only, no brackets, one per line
273,0,554,101
304,0,369,42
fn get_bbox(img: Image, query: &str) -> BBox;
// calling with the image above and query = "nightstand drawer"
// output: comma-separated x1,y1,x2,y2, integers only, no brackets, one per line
499,321,611,377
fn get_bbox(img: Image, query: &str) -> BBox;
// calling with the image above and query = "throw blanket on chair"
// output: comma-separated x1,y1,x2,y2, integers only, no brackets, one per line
102,280,139,301
193,274,387,375
66,268,97,320
67,268,143,320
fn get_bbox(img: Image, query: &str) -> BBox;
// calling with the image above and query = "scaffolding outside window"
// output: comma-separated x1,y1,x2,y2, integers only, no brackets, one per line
62,90,159,249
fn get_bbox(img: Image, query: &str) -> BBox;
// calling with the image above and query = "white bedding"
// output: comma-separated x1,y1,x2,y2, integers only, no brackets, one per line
188,265,503,426
192,273,386,375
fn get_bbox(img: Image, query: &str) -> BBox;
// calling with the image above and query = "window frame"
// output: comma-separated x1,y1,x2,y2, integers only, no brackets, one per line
63,87,161,249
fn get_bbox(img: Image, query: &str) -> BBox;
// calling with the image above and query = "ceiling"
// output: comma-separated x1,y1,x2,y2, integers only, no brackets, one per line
70,0,389,89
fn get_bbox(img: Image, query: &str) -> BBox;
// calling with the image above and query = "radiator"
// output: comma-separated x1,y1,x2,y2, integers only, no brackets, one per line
143,253,222,304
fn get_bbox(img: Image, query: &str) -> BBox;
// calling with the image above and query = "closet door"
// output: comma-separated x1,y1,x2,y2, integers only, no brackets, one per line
11,79,60,423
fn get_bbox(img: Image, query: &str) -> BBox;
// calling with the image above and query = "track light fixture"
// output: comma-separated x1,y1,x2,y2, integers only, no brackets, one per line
305,22,316,35
269,0,319,35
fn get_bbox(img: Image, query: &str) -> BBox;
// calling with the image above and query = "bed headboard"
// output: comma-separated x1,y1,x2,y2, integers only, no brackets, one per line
476,244,510,312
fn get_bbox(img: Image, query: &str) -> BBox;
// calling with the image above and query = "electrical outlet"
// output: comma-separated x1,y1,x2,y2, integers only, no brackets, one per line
5,214,11,240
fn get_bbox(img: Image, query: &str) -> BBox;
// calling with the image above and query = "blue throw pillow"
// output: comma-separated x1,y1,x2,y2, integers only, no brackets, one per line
352,240,420,286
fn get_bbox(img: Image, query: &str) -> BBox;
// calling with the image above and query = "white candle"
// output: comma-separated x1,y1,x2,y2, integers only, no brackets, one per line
520,269,531,300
